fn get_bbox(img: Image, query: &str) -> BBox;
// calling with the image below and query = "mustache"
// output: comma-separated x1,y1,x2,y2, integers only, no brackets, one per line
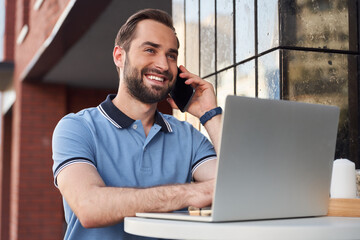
141,67,173,81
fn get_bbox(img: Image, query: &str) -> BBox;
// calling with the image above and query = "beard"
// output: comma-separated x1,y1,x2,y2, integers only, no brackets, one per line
123,56,174,104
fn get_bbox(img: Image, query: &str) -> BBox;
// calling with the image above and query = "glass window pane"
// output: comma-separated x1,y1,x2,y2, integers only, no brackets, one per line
280,0,357,51
216,0,234,70
282,50,356,159
173,0,185,66
200,0,216,77
217,68,234,109
258,50,280,99
235,0,255,62
185,0,199,74
236,60,255,97
257,0,279,54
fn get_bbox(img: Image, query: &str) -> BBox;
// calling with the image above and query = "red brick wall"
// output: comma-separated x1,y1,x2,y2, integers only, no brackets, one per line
67,87,114,113
10,82,67,240
0,109,13,240
4,0,16,61
0,1,16,236
8,1,72,237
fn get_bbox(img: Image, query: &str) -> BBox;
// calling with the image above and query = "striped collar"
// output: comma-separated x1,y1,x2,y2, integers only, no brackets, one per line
97,94,173,133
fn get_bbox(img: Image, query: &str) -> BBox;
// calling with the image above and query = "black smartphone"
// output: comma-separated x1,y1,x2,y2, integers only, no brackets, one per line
169,68,195,112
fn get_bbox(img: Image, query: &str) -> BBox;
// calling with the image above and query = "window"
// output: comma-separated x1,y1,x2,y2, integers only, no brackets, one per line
172,0,359,166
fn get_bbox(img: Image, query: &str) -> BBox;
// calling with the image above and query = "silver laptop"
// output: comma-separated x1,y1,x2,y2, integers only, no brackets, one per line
136,95,340,222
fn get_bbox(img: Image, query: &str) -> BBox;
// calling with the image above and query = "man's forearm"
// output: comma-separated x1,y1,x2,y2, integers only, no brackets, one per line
202,114,222,155
73,180,213,228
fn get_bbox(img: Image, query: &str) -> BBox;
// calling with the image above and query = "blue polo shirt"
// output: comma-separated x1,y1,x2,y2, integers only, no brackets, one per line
52,94,216,240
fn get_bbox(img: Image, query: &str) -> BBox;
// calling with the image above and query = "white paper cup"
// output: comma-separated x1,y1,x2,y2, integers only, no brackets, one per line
330,159,357,198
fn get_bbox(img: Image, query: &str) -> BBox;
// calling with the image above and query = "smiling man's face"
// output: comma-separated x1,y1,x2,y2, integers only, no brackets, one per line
122,19,179,104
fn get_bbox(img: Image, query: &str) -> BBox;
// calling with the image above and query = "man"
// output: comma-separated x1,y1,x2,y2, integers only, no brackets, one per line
52,8,222,239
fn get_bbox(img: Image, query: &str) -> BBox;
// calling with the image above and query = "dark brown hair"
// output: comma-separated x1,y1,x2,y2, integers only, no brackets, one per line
115,8,179,52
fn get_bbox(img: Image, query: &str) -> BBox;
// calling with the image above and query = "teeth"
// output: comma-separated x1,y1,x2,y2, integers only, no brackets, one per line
148,75,164,82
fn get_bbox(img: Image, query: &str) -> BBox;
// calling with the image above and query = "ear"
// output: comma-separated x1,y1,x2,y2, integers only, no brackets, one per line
113,45,126,69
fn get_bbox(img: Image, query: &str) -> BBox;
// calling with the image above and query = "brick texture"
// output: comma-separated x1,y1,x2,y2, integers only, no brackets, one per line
7,1,73,237
67,87,114,113
3,0,16,61
10,82,67,240
0,109,13,240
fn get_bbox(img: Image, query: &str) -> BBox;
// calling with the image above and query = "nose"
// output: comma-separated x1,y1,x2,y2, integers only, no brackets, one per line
154,54,169,72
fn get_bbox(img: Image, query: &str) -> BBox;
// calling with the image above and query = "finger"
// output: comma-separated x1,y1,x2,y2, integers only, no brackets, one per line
186,80,200,90
178,66,199,80
178,65,188,73
185,77,206,89
178,66,211,89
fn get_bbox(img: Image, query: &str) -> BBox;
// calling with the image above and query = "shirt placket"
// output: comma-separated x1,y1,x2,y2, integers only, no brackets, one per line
140,124,161,172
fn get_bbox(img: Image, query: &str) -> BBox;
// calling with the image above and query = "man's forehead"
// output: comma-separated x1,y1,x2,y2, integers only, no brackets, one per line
132,19,178,49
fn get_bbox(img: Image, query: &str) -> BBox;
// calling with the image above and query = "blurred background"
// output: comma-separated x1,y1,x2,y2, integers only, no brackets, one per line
0,0,359,239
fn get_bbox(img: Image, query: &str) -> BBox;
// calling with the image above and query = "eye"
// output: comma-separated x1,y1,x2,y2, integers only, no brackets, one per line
167,53,177,61
145,48,155,54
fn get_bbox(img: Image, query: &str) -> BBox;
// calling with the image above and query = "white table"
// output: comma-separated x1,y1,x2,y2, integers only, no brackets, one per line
125,216,360,239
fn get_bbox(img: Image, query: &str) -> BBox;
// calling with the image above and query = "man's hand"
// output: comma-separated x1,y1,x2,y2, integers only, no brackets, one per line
167,66,222,155
168,65,217,118
186,179,215,208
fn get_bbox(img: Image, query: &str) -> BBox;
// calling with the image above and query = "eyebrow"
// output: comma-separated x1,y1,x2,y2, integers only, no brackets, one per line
141,41,178,55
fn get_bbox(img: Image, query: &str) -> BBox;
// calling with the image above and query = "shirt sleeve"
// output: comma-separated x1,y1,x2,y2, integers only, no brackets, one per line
52,114,96,187
190,127,217,177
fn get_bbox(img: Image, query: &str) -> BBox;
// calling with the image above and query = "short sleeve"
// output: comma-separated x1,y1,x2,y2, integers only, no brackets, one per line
52,114,96,187
190,128,217,176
